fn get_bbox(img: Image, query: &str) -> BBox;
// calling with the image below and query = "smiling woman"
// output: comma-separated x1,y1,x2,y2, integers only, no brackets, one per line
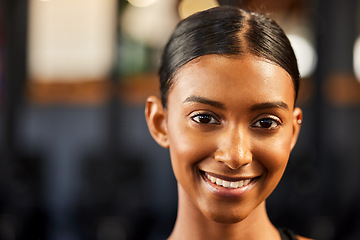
145,6,312,240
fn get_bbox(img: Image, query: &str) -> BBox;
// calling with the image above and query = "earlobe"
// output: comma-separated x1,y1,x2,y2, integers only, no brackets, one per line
145,96,169,148
290,107,303,150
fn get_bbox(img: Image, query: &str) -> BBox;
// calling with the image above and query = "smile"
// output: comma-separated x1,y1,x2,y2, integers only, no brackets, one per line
204,172,252,189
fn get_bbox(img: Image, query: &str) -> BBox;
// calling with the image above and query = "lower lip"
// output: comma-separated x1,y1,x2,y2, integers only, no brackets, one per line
201,171,259,198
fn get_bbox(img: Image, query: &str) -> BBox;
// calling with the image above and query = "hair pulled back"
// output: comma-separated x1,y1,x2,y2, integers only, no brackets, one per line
159,6,300,107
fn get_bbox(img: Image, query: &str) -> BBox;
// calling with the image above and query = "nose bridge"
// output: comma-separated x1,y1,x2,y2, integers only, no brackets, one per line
215,124,252,169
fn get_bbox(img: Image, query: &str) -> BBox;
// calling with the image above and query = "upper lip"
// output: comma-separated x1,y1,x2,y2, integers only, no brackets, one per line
201,170,259,182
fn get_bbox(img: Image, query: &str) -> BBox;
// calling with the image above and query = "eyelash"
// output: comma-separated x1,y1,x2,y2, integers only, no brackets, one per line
191,113,282,130
191,113,220,125
251,116,282,130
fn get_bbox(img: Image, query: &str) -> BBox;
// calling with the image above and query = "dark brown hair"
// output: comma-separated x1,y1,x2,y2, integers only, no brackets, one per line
159,6,299,107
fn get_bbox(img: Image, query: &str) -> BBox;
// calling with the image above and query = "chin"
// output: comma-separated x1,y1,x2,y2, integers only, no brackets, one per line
205,209,250,224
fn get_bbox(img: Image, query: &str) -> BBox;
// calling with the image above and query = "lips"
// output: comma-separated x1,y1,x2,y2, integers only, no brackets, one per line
200,170,259,198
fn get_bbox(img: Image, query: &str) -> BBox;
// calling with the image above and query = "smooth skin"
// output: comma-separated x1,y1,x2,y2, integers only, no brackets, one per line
146,54,311,240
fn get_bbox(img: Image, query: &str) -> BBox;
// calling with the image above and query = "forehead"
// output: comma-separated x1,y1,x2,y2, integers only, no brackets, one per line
169,54,295,109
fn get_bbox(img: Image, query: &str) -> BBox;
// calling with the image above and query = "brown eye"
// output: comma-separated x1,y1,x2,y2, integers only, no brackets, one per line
191,114,219,124
259,119,273,128
252,117,281,130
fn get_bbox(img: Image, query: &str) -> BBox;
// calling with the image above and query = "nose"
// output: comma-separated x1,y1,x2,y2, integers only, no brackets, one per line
214,126,252,169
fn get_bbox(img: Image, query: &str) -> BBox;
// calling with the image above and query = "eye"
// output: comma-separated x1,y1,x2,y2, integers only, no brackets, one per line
191,113,220,124
252,117,281,130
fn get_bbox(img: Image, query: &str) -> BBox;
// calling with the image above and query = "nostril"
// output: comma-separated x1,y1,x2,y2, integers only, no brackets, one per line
214,148,252,169
223,160,249,170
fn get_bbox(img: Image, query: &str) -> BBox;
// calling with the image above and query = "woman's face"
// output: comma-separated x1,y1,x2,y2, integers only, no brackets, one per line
147,54,302,223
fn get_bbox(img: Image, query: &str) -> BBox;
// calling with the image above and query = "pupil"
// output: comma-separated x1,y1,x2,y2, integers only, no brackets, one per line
199,115,211,123
260,119,272,128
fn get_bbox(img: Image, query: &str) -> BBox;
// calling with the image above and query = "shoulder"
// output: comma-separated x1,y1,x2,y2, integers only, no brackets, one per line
296,235,314,240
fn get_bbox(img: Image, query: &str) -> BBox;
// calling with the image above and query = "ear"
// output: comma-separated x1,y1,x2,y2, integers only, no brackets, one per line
290,107,303,150
145,96,169,148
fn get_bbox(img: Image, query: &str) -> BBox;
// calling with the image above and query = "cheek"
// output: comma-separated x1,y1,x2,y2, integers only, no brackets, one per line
167,120,214,181
254,128,293,177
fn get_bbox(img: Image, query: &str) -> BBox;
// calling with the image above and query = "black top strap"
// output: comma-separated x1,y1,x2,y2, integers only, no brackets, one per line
278,228,298,240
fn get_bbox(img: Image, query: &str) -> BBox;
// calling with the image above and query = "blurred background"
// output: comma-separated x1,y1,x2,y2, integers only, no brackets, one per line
0,0,359,239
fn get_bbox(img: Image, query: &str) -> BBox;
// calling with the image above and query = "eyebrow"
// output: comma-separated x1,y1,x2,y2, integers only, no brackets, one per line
250,101,289,111
183,96,225,109
183,96,289,111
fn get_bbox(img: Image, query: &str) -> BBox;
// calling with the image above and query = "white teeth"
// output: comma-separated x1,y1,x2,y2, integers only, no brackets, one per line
230,181,238,188
204,172,252,189
222,180,230,188
238,180,244,187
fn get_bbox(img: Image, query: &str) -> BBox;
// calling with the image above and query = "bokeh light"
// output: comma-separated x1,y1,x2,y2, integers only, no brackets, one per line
28,0,117,82
178,0,219,19
127,0,157,8
353,37,360,82
288,34,317,78
121,0,178,48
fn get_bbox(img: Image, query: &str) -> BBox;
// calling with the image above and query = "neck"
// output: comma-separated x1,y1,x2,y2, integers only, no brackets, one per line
168,185,280,240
